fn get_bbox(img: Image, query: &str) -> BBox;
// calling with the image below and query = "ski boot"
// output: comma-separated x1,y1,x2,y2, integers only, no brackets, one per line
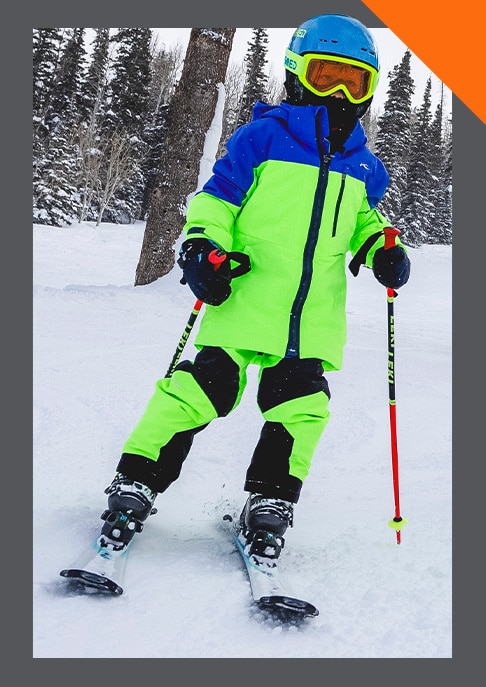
239,493,294,565
99,473,158,551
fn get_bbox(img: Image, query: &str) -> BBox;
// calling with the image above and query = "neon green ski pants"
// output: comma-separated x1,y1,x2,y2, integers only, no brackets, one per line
118,347,331,502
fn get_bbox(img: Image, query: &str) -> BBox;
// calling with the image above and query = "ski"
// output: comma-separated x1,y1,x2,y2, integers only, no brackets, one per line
60,537,129,595
223,513,319,620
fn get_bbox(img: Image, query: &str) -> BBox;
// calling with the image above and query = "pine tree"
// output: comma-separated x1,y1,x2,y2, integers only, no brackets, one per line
441,123,452,244
361,105,379,150
139,42,183,219
235,28,269,128
375,50,414,228
50,28,87,121
100,28,153,222
75,29,112,222
139,103,170,220
426,100,444,243
33,28,65,131
425,87,452,245
397,78,434,246
429,106,452,244
265,69,286,105
33,28,65,221
33,116,81,226
81,28,111,120
33,28,84,225
104,28,152,135
218,56,282,162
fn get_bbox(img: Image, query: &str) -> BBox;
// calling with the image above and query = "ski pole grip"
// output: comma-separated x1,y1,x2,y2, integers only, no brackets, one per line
208,248,227,270
208,248,252,278
383,227,400,250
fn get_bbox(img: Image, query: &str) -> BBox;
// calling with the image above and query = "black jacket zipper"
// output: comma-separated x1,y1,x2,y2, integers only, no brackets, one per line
286,111,331,357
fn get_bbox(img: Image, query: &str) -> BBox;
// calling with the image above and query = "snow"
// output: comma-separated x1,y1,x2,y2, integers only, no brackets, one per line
33,221,451,658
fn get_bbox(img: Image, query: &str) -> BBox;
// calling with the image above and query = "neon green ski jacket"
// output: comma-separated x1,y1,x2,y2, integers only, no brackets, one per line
183,101,398,371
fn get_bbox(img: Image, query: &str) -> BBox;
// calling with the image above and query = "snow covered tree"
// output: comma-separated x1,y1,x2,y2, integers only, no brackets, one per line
34,29,65,220
50,28,87,121
235,28,269,128
135,28,236,286
428,103,452,244
397,78,434,246
265,68,286,106
139,104,170,221
33,29,84,225
93,129,141,225
147,39,185,117
33,28,65,133
439,124,452,244
75,29,112,222
216,59,283,161
33,116,81,226
81,29,111,120
425,100,444,243
139,41,184,219
76,119,104,223
105,29,152,136
216,29,278,161
100,28,153,223
361,105,379,150
375,50,414,228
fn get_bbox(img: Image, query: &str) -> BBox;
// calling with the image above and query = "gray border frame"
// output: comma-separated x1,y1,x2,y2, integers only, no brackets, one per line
24,0,482,681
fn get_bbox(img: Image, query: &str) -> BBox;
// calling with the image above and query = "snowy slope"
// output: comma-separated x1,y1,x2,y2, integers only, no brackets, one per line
33,221,451,658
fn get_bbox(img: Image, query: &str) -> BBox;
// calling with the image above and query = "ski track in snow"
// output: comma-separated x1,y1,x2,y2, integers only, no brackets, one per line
33,222,451,658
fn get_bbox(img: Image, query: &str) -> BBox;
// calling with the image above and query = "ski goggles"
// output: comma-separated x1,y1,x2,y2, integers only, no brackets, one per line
284,49,379,104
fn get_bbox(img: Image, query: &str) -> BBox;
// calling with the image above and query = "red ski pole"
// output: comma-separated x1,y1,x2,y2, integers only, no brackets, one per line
165,298,203,378
165,249,228,378
383,227,408,544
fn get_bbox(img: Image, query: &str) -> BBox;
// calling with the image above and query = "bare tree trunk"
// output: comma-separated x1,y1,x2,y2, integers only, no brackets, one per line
135,28,235,286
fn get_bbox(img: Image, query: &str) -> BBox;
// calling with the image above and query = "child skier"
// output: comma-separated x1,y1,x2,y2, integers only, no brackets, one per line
99,15,410,564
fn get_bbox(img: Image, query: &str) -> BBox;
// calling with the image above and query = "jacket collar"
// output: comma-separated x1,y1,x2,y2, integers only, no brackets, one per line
251,100,367,156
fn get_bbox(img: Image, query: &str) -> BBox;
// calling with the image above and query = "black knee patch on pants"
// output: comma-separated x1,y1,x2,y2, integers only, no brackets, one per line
257,357,330,413
175,346,240,417
118,424,208,493
244,422,303,503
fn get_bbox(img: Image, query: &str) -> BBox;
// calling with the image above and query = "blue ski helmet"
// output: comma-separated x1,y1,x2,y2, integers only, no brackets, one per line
287,14,379,72
284,14,380,106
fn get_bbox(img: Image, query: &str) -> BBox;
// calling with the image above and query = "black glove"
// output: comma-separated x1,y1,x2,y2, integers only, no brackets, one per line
177,237,232,305
372,245,411,289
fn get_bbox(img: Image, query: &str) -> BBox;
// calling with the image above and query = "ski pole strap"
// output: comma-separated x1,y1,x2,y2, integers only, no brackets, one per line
226,251,251,278
195,247,251,278
348,231,382,276
179,250,251,286
207,248,251,278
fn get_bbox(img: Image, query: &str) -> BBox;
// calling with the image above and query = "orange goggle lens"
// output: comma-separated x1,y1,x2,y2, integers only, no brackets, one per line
284,50,378,104
305,58,372,100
